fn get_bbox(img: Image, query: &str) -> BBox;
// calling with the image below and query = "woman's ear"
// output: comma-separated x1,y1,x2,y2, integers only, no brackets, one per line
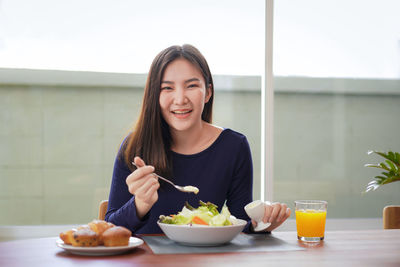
205,84,212,103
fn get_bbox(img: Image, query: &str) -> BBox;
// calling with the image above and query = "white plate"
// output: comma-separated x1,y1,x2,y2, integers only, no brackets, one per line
56,237,144,256
157,219,247,246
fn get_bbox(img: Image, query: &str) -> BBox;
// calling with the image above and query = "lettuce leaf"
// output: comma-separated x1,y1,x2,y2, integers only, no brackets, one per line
159,201,237,226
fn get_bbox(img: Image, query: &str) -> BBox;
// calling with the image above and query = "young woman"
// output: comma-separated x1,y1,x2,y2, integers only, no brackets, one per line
105,44,290,234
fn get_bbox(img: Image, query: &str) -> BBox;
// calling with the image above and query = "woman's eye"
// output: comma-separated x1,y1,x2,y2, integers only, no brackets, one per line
188,84,199,88
161,86,173,90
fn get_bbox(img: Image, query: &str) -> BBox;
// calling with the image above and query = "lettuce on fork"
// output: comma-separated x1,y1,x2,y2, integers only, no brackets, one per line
159,201,238,226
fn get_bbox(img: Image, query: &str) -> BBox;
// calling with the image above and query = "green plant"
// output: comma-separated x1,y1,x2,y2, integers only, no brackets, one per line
365,150,400,192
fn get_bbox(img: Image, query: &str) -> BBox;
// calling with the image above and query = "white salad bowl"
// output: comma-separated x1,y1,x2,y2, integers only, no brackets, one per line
157,219,247,246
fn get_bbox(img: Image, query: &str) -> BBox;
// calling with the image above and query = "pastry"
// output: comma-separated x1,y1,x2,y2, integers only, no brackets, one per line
88,219,114,235
70,228,100,247
59,229,76,245
102,226,132,247
76,224,91,230
88,219,115,245
59,220,129,247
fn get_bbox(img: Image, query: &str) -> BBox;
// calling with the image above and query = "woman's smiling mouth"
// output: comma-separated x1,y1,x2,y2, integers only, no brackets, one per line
172,109,192,118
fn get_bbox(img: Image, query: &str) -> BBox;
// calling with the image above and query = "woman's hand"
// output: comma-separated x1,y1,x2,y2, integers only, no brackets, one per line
251,202,291,232
126,156,160,219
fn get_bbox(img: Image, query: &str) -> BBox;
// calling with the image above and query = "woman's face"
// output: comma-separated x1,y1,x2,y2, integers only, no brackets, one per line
159,58,211,133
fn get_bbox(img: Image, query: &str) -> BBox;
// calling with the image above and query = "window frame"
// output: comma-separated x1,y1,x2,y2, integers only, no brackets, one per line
262,0,274,202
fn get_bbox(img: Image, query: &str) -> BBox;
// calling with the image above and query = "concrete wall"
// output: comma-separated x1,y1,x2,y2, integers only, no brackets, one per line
274,92,400,218
0,69,261,225
0,69,399,225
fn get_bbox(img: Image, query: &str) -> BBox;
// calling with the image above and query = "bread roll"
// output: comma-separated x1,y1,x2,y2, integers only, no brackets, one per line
102,226,132,247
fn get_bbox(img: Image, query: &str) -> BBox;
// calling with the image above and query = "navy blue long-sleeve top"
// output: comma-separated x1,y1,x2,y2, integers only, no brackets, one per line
105,128,253,234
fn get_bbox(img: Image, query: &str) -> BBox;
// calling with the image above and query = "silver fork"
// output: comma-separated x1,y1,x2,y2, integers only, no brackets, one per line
131,162,199,194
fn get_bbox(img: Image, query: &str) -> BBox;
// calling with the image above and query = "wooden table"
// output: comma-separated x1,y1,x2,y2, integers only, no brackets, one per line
1,230,399,267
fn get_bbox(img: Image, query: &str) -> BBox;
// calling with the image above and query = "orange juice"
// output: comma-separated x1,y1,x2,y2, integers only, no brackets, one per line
295,209,326,237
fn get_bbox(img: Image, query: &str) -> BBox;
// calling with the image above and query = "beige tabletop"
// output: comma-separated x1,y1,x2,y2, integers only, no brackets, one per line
0,229,399,267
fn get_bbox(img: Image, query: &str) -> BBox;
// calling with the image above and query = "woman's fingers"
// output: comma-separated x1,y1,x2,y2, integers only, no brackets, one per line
251,202,291,232
126,156,156,196
277,203,289,222
134,156,146,168
143,179,160,200
135,176,159,200
284,207,291,220
133,177,159,219
126,165,155,185
268,203,282,223
263,203,273,223
126,172,153,195
128,157,160,219
263,202,289,223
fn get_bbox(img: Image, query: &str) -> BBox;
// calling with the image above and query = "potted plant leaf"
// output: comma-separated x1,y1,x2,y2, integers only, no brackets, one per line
365,150,400,192
365,150,400,229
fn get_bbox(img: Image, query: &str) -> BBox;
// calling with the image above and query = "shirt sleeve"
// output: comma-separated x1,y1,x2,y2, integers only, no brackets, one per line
225,135,254,233
104,144,150,233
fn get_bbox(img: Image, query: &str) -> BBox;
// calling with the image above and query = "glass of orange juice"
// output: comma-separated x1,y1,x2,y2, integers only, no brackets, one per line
295,200,327,242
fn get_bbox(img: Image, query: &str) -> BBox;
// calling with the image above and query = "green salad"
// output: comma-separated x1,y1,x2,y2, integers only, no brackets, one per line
159,201,238,226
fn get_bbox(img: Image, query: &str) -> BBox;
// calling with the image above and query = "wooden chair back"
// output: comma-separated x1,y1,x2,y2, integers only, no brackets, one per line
383,205,400,229
98,200,108,220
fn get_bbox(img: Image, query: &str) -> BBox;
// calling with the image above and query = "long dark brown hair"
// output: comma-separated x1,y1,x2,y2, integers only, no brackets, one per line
123,44,214,178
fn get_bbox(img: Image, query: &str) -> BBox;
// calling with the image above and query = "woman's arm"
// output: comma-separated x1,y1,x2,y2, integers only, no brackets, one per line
225,135,254,233
105,150,151,233
226,135,290,233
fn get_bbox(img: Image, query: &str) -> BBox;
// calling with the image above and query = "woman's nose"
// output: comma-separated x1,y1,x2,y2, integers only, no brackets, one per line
173,87,187,104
